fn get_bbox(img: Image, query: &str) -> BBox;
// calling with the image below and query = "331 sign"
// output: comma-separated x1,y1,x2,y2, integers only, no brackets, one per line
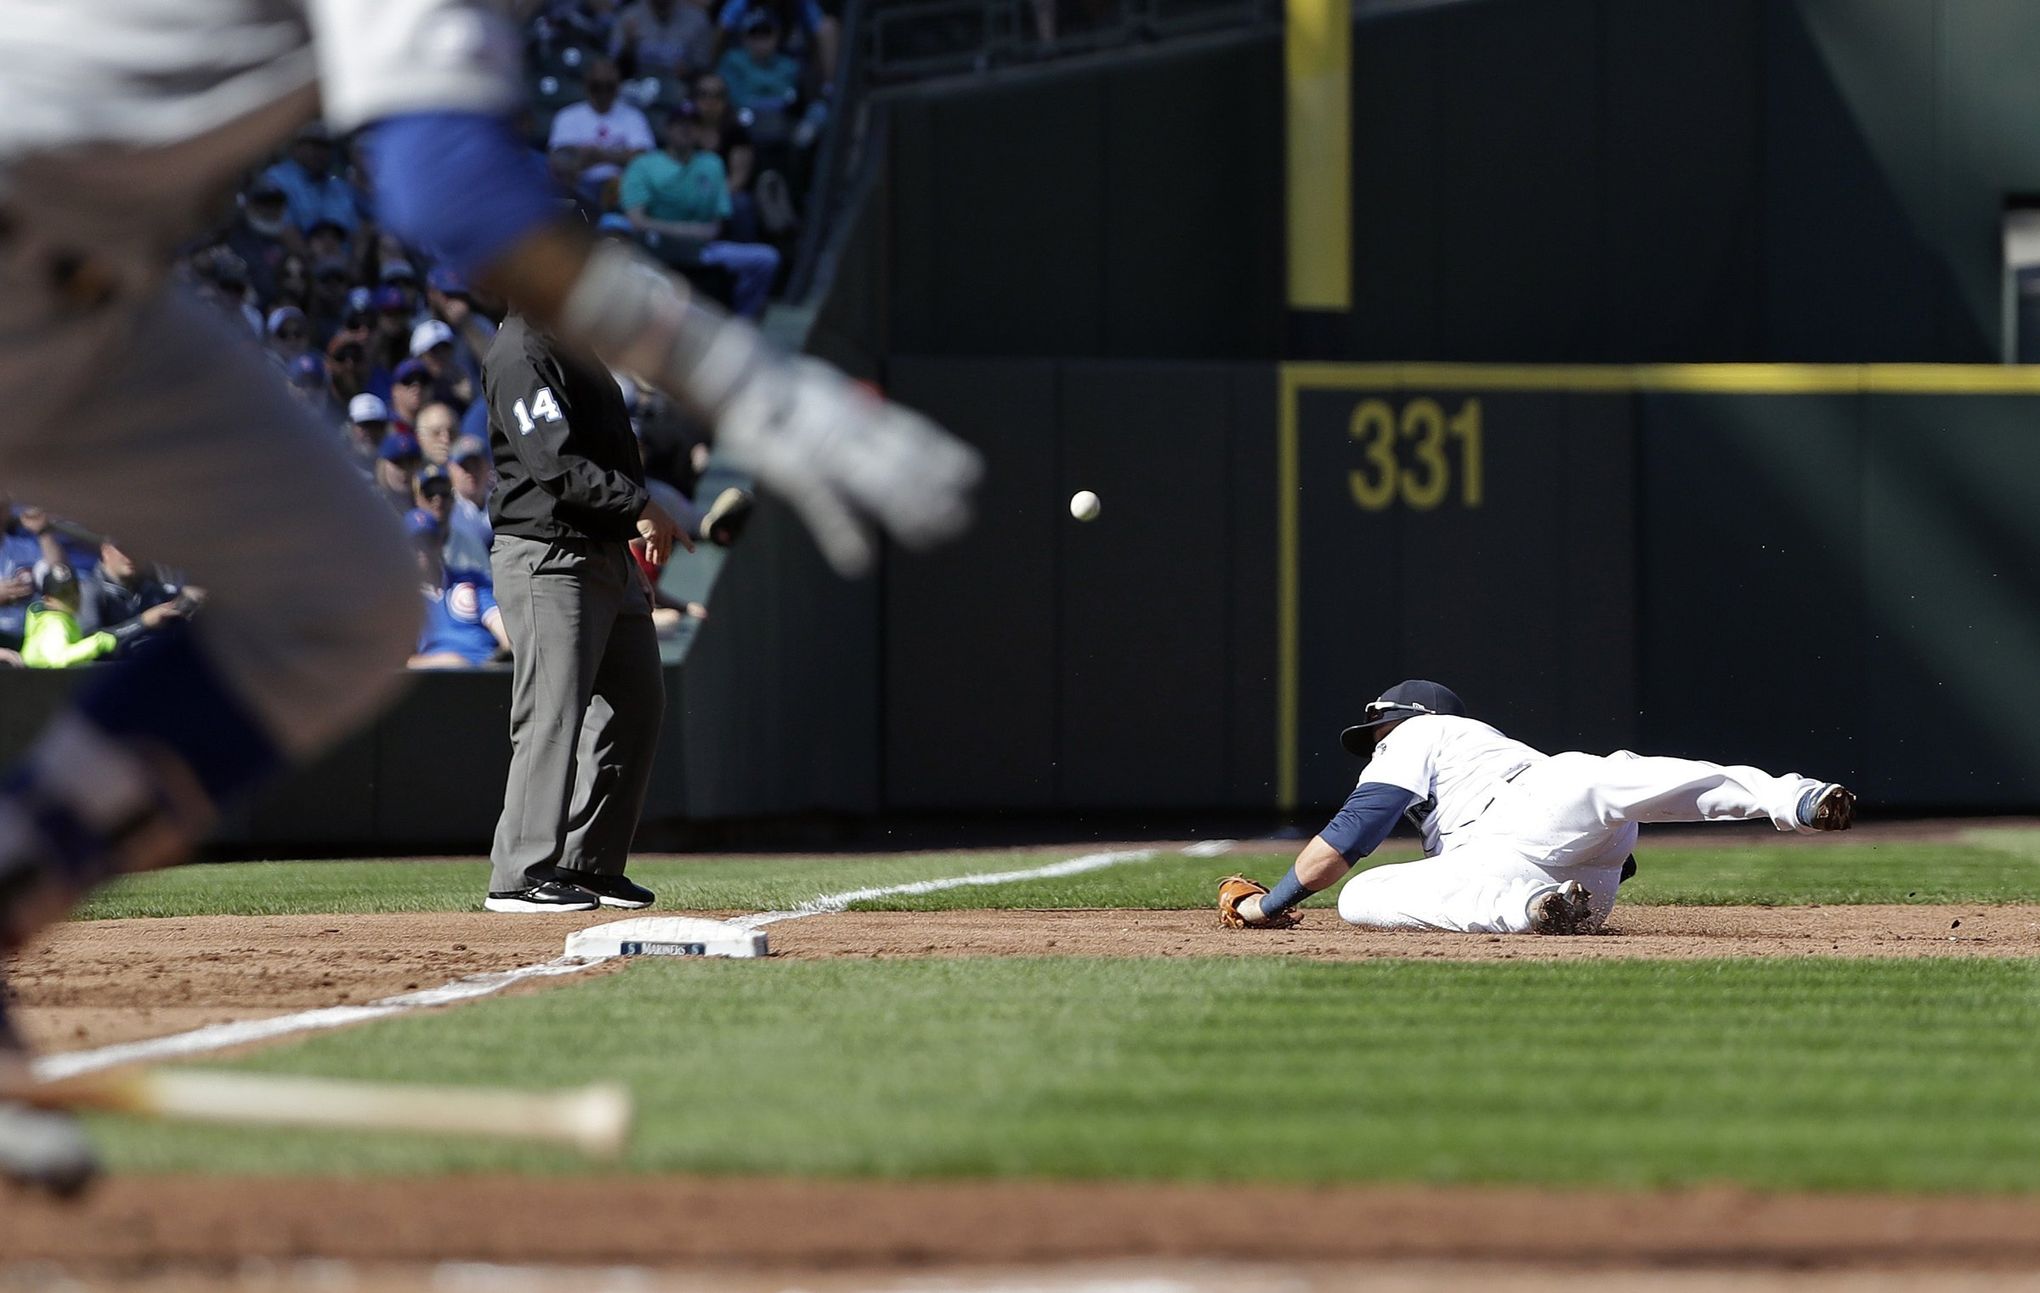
1345,396,1483,511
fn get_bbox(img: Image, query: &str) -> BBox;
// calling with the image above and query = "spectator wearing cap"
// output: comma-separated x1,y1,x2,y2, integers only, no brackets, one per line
94,541,198,658
407,509,510,670
611,0,718,81
717,11,805,127
381,259,422,316
263,122,362,234
547,56,656,194
445,436,496,571
21,565,185,669
306,258,354,339
414,401,463,467
193,247,265,338
305,216,350,265
717,0,836,84
267,306,311,364
425,267,497,384
285,353,336,418
368,284,417,390
376,431,423,514
326,328,373,401
410,320,475,408
390,358,433,429
413,462,457,533
621,104,780,318
346,393,391,471
223,176,298,302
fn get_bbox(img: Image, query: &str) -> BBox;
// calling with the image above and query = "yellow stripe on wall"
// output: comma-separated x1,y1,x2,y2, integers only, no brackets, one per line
1285,0,1350,311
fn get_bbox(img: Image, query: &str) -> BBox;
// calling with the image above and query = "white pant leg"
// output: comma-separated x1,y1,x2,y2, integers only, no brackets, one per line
1497,751,1824,866
0,278,418,758
1337,843,1626,935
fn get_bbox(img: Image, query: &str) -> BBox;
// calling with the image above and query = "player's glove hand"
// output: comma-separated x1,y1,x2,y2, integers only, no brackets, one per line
1218,874,1301,929
712,355,982,576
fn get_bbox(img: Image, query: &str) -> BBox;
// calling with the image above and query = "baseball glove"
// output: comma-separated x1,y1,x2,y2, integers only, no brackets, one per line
1218,874,1302,929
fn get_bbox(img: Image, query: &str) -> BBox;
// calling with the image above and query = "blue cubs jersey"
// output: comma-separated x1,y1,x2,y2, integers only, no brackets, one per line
417,566,500,664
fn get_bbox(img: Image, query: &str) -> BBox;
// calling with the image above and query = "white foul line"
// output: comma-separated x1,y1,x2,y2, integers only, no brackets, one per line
32,843,1228,1080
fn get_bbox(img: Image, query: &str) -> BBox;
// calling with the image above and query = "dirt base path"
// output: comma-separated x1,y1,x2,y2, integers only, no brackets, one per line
11,905,2040,1053
9,1176,2040,1270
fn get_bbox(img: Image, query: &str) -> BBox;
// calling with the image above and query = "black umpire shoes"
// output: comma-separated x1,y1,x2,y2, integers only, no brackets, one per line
557,870,657,910
484,879,601,913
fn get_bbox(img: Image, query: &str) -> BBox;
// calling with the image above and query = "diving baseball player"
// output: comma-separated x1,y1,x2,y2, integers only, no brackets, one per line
0,0,980,1195
1218,681,1856,936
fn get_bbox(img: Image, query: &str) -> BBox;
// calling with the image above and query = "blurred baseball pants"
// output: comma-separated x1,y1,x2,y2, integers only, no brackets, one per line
1338,752,1826,934
487,534,662,893
0,268,419,946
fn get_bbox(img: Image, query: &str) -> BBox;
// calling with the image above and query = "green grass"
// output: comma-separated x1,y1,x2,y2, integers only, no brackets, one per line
93,956,2040,1192
74,829,2040,920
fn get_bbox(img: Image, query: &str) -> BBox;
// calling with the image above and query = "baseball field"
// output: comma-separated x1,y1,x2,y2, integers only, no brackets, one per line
7,822,2040,1290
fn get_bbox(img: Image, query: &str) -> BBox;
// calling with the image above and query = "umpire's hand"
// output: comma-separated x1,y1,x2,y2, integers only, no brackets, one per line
635,499,690,567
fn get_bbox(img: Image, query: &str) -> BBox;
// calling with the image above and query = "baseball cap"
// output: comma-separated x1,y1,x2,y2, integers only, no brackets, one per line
378,431,422,463
286,353,326,388
415,464,453,494
307,215,348,239
409,319,455,357
743,9,779,34
206,248,249,287
373,285,408,313
450,435,489,464
392,358,431,386
348,393,391,425
405,507,442,540
381,259,418,284
266,305,306,336
427,266,467,296
1339,680,1467,756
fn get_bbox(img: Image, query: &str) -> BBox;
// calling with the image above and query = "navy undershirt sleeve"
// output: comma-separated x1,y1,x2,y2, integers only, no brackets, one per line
1320,782,1419,863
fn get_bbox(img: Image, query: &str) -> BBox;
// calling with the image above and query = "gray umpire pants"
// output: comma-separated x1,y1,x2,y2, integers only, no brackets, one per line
488,533,664,894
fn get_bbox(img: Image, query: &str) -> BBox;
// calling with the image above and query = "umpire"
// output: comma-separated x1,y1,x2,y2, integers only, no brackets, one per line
482,311,683,913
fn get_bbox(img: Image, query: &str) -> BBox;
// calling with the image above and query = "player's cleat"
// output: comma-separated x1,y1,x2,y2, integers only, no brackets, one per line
556,870,655,910
700,487,754,547
1619,854,1638,884
1526,880,1596,935
1,1002,100,1199
1796,783,1856,832
484,879,601,913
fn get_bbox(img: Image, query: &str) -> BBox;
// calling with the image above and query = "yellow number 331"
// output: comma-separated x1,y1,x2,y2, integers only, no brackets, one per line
1347,397,1483,512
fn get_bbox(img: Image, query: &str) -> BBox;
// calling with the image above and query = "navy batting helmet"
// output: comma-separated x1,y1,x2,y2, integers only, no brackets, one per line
1339,679,1466,756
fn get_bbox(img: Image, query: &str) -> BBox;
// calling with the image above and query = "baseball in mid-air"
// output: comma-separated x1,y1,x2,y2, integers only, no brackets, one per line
1069,490,1102,522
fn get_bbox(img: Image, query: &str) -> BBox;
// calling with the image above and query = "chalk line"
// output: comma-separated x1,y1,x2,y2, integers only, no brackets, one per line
32,842,1228,1079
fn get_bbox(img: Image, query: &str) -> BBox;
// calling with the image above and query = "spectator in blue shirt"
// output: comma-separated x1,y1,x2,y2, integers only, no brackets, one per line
406,510,509,669
0,503,43,649
262,123,362,235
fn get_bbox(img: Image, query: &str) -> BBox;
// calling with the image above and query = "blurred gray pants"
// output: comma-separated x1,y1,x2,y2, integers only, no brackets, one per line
487,534,663,893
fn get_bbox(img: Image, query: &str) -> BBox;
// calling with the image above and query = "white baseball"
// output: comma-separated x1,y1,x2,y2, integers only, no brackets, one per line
1069,490,1102,522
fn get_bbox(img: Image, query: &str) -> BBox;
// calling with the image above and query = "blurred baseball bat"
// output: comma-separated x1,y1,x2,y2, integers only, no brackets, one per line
8,1069,632,1158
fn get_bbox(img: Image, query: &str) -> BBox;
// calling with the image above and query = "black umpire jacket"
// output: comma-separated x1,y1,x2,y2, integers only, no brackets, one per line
483,314,649,543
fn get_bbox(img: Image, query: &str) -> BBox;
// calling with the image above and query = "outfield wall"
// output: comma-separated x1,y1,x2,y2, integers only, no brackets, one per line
883,359,2040,817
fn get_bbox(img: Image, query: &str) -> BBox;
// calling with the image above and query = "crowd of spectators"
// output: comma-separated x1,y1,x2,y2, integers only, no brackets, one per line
2,1,783,673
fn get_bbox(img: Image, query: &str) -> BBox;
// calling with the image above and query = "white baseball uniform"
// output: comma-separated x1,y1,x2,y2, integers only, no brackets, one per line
1336,715,1829,934
0,0,521,758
